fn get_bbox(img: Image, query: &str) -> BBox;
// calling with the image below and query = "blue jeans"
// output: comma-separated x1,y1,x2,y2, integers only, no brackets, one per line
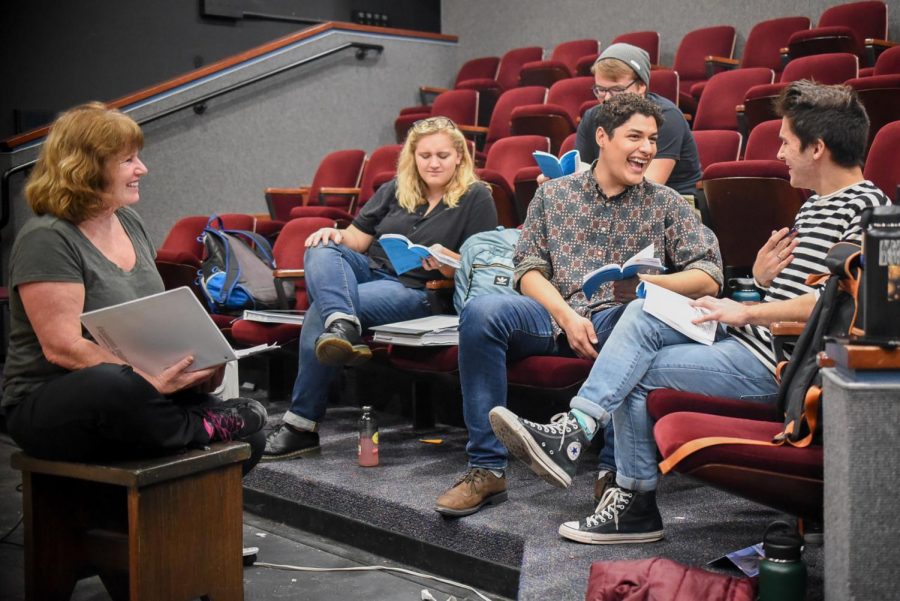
570,300,779,492
283,243,431,430
458,294,626,470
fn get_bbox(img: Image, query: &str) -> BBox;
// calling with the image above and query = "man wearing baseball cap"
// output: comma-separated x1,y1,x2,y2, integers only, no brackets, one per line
576,43,701,196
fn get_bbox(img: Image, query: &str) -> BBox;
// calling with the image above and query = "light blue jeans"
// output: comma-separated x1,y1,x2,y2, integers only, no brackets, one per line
458,294,626,470
570,299,779,492
284,243,431,430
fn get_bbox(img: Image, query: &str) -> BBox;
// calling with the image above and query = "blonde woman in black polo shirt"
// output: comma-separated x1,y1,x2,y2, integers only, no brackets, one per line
264,117,497,460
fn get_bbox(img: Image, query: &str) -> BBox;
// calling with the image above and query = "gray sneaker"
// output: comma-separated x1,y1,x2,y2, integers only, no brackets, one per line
489,407,590,488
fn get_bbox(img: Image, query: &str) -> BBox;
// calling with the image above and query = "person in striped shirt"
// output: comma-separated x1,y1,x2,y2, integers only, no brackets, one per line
489,80,890,545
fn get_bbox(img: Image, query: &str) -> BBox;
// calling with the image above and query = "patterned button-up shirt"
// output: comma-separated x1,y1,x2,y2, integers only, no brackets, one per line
513,166,723,335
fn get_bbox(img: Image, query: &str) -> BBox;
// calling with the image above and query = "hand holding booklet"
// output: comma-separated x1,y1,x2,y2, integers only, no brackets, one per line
533,149,583,179
582,244,665,299
640,280,718,345
81,287,279,376
379,234,461,275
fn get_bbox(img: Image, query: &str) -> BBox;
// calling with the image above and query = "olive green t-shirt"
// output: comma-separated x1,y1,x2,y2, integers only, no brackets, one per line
2,206,164,407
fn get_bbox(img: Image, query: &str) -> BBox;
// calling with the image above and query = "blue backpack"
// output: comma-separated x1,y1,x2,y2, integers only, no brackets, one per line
453,227,521,314
198,215,283,313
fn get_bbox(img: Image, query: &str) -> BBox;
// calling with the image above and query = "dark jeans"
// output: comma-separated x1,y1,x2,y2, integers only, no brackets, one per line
5,363,263,475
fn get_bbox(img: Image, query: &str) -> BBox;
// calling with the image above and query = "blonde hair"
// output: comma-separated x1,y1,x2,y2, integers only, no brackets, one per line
25,102,144,223
395,116,485,212
592,58,638,81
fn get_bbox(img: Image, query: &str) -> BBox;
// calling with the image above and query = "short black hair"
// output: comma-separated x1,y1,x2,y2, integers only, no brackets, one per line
595,93,664,138
775,80,868,168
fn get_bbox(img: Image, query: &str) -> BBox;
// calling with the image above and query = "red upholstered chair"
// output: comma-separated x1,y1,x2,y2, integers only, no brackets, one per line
701,159,809,279
575,31,662,76
692,130,742,171
519,39,600,87
415,55,500,107
743,119,784,161
647,68,680,107
692,68,774,133
394,89,480,143
513,133,579,220
289,144,402,224
692,16,810,100
456,46,544,126
860,43,900,77
669,25,737,117
846,75,900,156
785,1,888,67
477,135,550,226
509,77,595,154
265,149,366,222
460,86,548,166
740,53,860,134
863,120,900,202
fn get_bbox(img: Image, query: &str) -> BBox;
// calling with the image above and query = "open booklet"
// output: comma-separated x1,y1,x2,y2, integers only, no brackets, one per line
582,244,665,299
370,315,460,347
533,149,587,179
81,287,279,376
640,280,718,345
379,234,461,275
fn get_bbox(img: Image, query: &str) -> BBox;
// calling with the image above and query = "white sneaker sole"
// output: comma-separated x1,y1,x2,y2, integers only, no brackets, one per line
489,407,571,488
558,522,664,545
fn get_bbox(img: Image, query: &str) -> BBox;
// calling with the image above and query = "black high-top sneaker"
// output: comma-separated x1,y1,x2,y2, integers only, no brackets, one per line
558,486,664,544
489,407,591,488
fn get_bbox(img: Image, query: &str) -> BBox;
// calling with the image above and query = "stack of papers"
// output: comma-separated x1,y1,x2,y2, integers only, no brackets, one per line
242,309,305,325
370,315,460,347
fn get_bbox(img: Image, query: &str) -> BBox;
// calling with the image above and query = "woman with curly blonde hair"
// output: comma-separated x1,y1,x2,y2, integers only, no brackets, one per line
264,116,497,460
4,103,267,470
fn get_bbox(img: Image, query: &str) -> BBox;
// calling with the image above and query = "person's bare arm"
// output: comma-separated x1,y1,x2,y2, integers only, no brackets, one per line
20,281,217,394
644,158,676,185
305,224,374,253
520,270,598,359
692,293,818,329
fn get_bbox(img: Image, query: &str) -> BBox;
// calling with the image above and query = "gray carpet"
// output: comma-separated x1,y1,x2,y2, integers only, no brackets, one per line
244,403,824,600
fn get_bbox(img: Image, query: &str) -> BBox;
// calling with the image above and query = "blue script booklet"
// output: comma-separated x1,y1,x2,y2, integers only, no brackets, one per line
533,149,581,179
582,244,664,299
379,234,461,275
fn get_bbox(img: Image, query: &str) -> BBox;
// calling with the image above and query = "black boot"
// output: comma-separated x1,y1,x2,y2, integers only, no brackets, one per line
314,319,372,366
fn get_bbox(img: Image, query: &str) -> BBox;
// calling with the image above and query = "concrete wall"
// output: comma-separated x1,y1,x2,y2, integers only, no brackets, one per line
0,28,458,271
443,0,899,67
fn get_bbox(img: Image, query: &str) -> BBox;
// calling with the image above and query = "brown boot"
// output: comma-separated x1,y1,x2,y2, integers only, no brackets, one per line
435,468,508,517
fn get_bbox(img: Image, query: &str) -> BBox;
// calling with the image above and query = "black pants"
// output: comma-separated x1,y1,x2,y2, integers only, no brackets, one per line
5,363,263,475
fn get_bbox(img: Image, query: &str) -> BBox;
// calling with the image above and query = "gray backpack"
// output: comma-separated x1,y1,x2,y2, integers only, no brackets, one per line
453,227,521,314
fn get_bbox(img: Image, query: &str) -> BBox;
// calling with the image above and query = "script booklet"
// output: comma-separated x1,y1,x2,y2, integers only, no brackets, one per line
81,286,278,376
370,314,460,347
533,149,583,179
640,281,718,345
242,309,305,325
379,234,461,275
582,244,665,299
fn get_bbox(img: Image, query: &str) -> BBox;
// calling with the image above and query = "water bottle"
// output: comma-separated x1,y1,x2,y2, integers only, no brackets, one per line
758,521,806,601
730,277,762,303
357,406,379,467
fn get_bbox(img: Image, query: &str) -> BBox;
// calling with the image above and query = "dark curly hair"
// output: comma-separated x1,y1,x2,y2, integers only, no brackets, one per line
775,80,868,168
594,93,664,138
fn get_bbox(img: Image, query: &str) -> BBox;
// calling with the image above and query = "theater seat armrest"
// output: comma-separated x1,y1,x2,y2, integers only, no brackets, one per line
779,47,790,69
705,55,739,78
274,269,306,280
866,38,898,65
426,278,455,315
265,187,311,220
266,187,310,196
420,85,449,104
771,321,805,337
318,187,361,196
457,124,489,149
426,279,454,290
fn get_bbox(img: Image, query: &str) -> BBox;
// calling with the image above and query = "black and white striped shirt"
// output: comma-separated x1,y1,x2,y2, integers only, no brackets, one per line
728,181,890,373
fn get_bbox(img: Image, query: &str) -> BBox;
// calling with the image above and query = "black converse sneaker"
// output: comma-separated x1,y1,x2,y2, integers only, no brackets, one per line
489,407,590,488
558,486,664,544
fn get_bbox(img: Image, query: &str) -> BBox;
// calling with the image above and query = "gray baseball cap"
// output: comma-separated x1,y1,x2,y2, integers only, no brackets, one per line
595,43,651,87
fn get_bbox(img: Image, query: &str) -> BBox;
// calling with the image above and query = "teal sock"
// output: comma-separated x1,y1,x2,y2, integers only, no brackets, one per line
570,408,598,440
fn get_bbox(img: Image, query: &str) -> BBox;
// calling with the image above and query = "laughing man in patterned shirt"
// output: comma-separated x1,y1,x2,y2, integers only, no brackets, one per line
434,93,723,517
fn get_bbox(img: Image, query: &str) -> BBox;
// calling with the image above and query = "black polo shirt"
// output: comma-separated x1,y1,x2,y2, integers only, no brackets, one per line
352,179,497,288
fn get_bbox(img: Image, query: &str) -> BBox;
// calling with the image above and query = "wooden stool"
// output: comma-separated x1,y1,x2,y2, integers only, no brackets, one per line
11,442,249,601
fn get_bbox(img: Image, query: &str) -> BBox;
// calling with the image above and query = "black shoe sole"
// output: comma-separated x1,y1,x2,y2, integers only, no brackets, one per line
489,407,571,488
315,337,372,367
259,445,322,462
434,490,508,518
